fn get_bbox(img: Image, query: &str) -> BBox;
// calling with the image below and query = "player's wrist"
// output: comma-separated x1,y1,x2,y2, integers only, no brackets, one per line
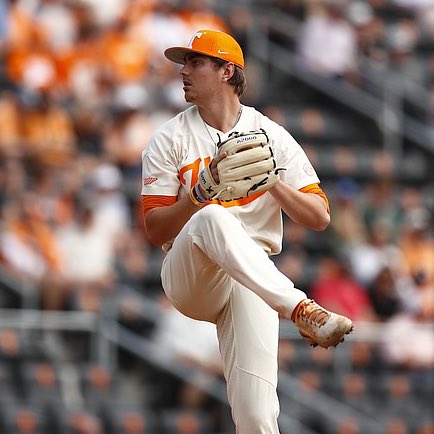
189,183,207,207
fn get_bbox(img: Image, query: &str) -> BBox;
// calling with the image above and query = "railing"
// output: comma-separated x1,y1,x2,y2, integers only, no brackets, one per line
0,307,115,367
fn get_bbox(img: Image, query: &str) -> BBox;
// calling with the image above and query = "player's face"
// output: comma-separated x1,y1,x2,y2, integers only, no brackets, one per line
180,54,223,103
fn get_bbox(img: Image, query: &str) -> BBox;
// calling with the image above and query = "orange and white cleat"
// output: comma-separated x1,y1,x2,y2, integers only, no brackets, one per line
292,299,353,349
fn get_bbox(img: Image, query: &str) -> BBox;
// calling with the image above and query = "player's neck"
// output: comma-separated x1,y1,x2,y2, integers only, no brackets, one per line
198,98,242,133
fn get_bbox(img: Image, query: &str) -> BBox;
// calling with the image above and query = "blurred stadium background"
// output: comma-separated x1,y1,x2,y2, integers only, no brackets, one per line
0,0,433,433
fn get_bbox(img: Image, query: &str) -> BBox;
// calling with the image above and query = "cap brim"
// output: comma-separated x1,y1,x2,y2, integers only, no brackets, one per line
164,46,244,68
164,47,205,65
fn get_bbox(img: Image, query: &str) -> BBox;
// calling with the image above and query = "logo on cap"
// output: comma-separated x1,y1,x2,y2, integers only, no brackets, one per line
187,31,204,48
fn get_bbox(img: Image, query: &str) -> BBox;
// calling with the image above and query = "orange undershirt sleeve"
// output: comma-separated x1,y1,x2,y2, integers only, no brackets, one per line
299,183,330,213
141,195,177,221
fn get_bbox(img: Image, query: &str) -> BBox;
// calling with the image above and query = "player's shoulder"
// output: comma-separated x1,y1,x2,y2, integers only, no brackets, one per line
148,106,197,146
243,105,302,158
243,105,286,134
143,106,200,162
150,109,183,139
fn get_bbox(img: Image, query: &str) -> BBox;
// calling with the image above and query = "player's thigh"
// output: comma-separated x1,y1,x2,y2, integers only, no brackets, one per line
161,228,232,323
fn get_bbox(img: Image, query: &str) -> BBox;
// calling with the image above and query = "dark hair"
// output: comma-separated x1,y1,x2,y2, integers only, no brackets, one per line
211,57,247,97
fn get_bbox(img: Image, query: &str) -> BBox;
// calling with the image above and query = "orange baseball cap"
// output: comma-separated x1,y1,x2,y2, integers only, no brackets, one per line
164,29,244,69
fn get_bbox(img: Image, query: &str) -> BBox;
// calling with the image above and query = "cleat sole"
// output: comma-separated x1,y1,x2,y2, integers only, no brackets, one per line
300,323,354,349
294,299,354,349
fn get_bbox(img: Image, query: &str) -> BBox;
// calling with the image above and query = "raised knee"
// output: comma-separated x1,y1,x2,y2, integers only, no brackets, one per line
190,204,234,229
196,203,227,219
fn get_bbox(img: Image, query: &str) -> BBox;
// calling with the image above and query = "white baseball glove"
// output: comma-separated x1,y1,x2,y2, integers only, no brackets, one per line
194,129,284,203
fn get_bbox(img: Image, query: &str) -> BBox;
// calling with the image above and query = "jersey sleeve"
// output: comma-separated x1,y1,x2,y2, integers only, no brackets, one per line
271,123,320,190
141,130,180,196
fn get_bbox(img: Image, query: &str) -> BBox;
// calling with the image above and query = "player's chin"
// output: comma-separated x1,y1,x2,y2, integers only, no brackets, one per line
184,93,195,103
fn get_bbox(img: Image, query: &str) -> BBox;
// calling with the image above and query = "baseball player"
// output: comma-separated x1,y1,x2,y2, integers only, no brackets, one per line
141,29,353,434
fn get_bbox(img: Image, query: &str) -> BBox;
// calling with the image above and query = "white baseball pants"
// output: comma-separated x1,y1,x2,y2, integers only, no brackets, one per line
161,204,307,434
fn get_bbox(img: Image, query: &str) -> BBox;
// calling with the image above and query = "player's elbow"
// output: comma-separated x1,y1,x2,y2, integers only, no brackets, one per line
144,225,167,247
314,211,330,231
145,231,165,247
143,216,165,247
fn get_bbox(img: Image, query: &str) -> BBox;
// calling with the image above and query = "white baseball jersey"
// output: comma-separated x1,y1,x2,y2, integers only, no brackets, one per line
141,104,319,254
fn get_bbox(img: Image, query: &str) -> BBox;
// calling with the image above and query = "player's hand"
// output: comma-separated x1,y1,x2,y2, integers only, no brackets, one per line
191,153,228,205
209,152,227,183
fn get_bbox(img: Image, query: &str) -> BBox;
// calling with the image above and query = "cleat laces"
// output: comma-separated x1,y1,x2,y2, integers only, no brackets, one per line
293,299,354,349
296,300,330,328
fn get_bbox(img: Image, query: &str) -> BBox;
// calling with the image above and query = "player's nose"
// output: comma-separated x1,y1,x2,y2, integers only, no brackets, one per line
180,64,189,75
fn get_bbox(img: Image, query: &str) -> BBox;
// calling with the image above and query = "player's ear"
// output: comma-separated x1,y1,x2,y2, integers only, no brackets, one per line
222,63,236,81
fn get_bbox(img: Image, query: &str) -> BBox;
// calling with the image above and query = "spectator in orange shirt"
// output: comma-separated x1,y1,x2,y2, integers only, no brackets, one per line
3,0,40,50
55,4,103,101
0,91,22,157
6,37,58,92
178,0,229,35
21,93,76,166
398,208,434,288
33,0,78,53
100,16,150,83
0,193,68,309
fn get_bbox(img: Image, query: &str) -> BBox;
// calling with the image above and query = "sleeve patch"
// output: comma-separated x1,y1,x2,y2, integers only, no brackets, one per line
143,177,158,186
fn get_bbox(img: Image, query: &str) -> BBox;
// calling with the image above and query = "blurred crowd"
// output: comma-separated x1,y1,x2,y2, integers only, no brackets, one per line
0,0,433,374
274,0,434,121
0,0,232,311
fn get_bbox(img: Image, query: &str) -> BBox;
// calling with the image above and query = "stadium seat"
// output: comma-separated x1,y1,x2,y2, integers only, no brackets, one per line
104,405,159,434
1,404,46,434
0,362,19,404
81,364,115,412
332,416,367,434
379,373,423,422
160,409,212,434
59,408,104,434
335,372,378,418
21,362,62,406
0,329,21,361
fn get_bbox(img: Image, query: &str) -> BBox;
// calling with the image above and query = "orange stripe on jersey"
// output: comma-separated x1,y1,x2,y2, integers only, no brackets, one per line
142,195,176,220
299,183,329,212
141,191,264,216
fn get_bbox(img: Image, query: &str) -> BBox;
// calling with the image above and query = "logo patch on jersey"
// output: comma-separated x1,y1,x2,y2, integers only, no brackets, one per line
143,177,158,186
303,164,315,176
